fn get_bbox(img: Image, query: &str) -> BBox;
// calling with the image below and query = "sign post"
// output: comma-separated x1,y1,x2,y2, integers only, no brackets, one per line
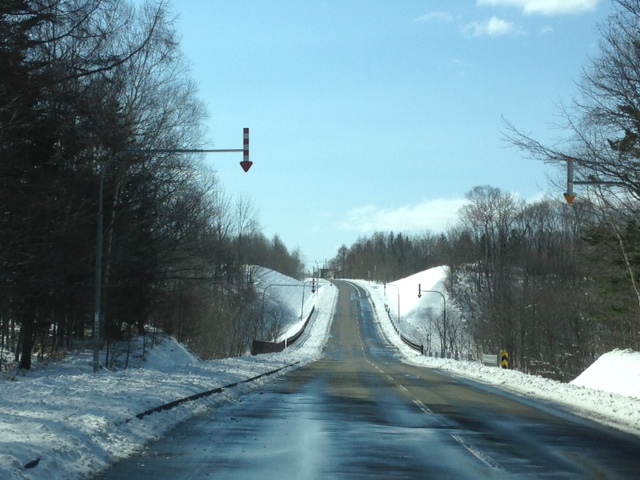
564,156,576,205
563,155,626,205
93,129,252,372
501,351,509,369
240,127,252,172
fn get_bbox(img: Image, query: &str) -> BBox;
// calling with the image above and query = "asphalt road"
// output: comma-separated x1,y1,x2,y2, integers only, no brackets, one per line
95,280,640,479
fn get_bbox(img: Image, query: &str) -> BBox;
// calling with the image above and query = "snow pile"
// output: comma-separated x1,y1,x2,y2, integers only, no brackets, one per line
384,266,449,319
140,334,199,368
571,349,640,399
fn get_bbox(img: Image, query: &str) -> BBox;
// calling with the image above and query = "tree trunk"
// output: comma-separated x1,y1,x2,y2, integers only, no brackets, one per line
18,316,36,370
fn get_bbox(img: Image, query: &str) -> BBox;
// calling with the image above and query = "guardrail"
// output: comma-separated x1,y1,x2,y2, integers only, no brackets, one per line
133,361,300,420
400,332,424,355
383,300,424,355
250,306,316,355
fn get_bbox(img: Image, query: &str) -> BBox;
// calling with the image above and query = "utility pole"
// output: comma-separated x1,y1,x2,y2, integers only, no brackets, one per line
418,284,447,357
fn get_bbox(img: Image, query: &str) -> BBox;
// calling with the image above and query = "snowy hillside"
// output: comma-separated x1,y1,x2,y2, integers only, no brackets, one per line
353,266,640,435
362,266,456,355
253,266,319,341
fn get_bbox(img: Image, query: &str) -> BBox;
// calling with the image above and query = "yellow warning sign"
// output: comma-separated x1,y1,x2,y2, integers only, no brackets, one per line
500,351,509,369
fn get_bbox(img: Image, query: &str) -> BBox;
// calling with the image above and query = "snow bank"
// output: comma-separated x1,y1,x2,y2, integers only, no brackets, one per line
0,277,338,480
571,349,640,399
354,268,640,437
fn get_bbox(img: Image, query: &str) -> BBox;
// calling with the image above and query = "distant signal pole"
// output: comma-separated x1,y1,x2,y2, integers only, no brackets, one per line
93,128,251,373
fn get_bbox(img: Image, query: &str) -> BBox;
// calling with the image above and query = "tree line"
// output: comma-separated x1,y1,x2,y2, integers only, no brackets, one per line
331,0,640,380
332,186,640,380
0,0,303,370
332,231,445,282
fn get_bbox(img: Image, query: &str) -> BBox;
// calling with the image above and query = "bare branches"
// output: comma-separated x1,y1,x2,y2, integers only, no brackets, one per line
505,0,640,197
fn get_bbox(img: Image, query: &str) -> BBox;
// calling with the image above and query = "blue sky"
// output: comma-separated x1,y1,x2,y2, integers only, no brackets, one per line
166,0,612,268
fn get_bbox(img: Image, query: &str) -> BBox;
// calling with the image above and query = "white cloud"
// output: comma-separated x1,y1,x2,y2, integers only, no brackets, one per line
339,198,469,234
450,58,471,70
465,16,518,37
477,0,599,15
539,25,553,35
413,11,454,23
449,58,472,78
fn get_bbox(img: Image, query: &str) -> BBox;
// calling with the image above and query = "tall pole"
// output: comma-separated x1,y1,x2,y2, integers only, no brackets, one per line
300,283,307,319
386,283,401,325
93,131,250,372
93,164,107,373
564,156,576,205
562,154,627,205
418,284,447,357
261,282,313,329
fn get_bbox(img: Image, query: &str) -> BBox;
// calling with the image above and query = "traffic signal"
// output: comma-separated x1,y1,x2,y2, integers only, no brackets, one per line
240,127,252,172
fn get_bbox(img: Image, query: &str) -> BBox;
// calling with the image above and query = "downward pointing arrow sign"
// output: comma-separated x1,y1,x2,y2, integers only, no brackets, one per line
240,160,253,172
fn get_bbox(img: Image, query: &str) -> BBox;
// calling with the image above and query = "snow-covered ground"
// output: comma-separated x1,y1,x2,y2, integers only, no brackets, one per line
2,267,640,479
0,276,336,480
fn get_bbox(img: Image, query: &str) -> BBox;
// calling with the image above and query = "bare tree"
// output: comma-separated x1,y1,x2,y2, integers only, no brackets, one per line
505,0,640,197
504,0,640,362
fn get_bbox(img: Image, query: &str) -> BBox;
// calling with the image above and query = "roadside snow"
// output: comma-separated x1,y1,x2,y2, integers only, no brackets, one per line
570,348,640,399
353,269,640,437
0,278,337,480
3,266,640,480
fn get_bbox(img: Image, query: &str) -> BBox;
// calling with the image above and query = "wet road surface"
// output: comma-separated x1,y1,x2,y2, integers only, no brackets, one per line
95,280,640,479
